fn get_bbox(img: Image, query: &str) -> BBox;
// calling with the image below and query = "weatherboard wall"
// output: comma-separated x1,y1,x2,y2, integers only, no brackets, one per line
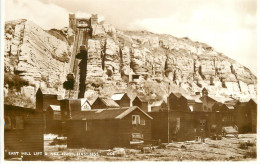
4,105,44,158
67,109,152,149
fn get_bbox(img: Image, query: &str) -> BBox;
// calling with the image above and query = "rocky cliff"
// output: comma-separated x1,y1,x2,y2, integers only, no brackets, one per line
4,19,257,105
4,19,73,106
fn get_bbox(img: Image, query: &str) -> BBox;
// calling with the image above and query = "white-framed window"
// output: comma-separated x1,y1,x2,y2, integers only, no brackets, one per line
140,119,145,125
132,115,140,125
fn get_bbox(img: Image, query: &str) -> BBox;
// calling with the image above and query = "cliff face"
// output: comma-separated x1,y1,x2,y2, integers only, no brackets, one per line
4,20,72,96
83,23,257,100
4,19,257,103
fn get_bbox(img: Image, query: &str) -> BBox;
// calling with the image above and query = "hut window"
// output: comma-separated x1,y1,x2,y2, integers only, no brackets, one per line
132,75,140,80
85,121,88,131
203,106,207,111
132,133,143,141
140,118,145,125
200,119,206,126
176,117,180,130
4,116,11,130
16,116,24,129
132,115,140,125
189,105,193,112
53,111,61,120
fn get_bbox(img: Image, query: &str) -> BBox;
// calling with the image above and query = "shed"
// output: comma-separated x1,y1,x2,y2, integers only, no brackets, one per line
36,88,59,112
36,88,60,133
67,106,153,148
185,95,203,112
91,97,120,109
212,102,235,127
199,94,227,112
46,105,62,134
168,92,182,111
149,110,198,142
149,100,168,112
132,96,149,113
235,99,257,133
4,105,44,159
111,93,131,107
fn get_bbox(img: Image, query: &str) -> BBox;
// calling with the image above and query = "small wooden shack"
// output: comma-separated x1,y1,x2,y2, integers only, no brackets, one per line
212,102,235,127
66,106,153,149
149,100,167,112
235,99,257,133
168,92,182,111
168,92,193,112
36,88,60,133
4,105,44,159
185,95,203,112
59,98,92,135
91,97,120,109
150,110,197,142
132,96,149,113
46,105,62,134
36,88,59,112
111,93,131,107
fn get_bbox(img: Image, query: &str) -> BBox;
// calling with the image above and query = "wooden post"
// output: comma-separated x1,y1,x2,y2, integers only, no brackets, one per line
168,82,170,144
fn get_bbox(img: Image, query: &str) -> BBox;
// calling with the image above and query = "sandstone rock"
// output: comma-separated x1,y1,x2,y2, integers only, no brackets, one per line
4,19,257,102
87,39,103,77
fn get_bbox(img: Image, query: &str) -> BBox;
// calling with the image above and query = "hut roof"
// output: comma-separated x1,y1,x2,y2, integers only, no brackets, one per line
135,96,149,102
49,105,61,111
170,92,182,98
150,100,164,107
71,106,153,120
111,93,127,101
97,97,120,108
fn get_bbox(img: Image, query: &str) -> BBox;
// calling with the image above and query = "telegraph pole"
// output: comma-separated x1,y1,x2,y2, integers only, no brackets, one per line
167,82,170,144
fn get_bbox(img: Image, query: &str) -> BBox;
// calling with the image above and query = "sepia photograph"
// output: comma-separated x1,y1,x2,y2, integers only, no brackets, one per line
1,0,258,162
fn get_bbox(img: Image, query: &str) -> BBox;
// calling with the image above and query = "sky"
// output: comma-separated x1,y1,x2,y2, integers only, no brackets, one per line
4,0,257,75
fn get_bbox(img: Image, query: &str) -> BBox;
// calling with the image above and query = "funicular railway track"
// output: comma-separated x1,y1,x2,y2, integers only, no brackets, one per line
65,28,85,98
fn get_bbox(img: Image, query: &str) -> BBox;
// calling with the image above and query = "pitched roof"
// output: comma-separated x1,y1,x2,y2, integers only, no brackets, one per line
150,100,164,107
250,98,257,104
116,106,153,119
98,97,120,107
183,94,203,103
170,92,182,98
225,104,234,110
225,99,239,106
49,105,61,111
71,106,153,120
111,93,127,101
213,102,223,107
135,96,149,102
80,98,91,106
4,104,36,112
36,88,57,96
92,97,120,108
